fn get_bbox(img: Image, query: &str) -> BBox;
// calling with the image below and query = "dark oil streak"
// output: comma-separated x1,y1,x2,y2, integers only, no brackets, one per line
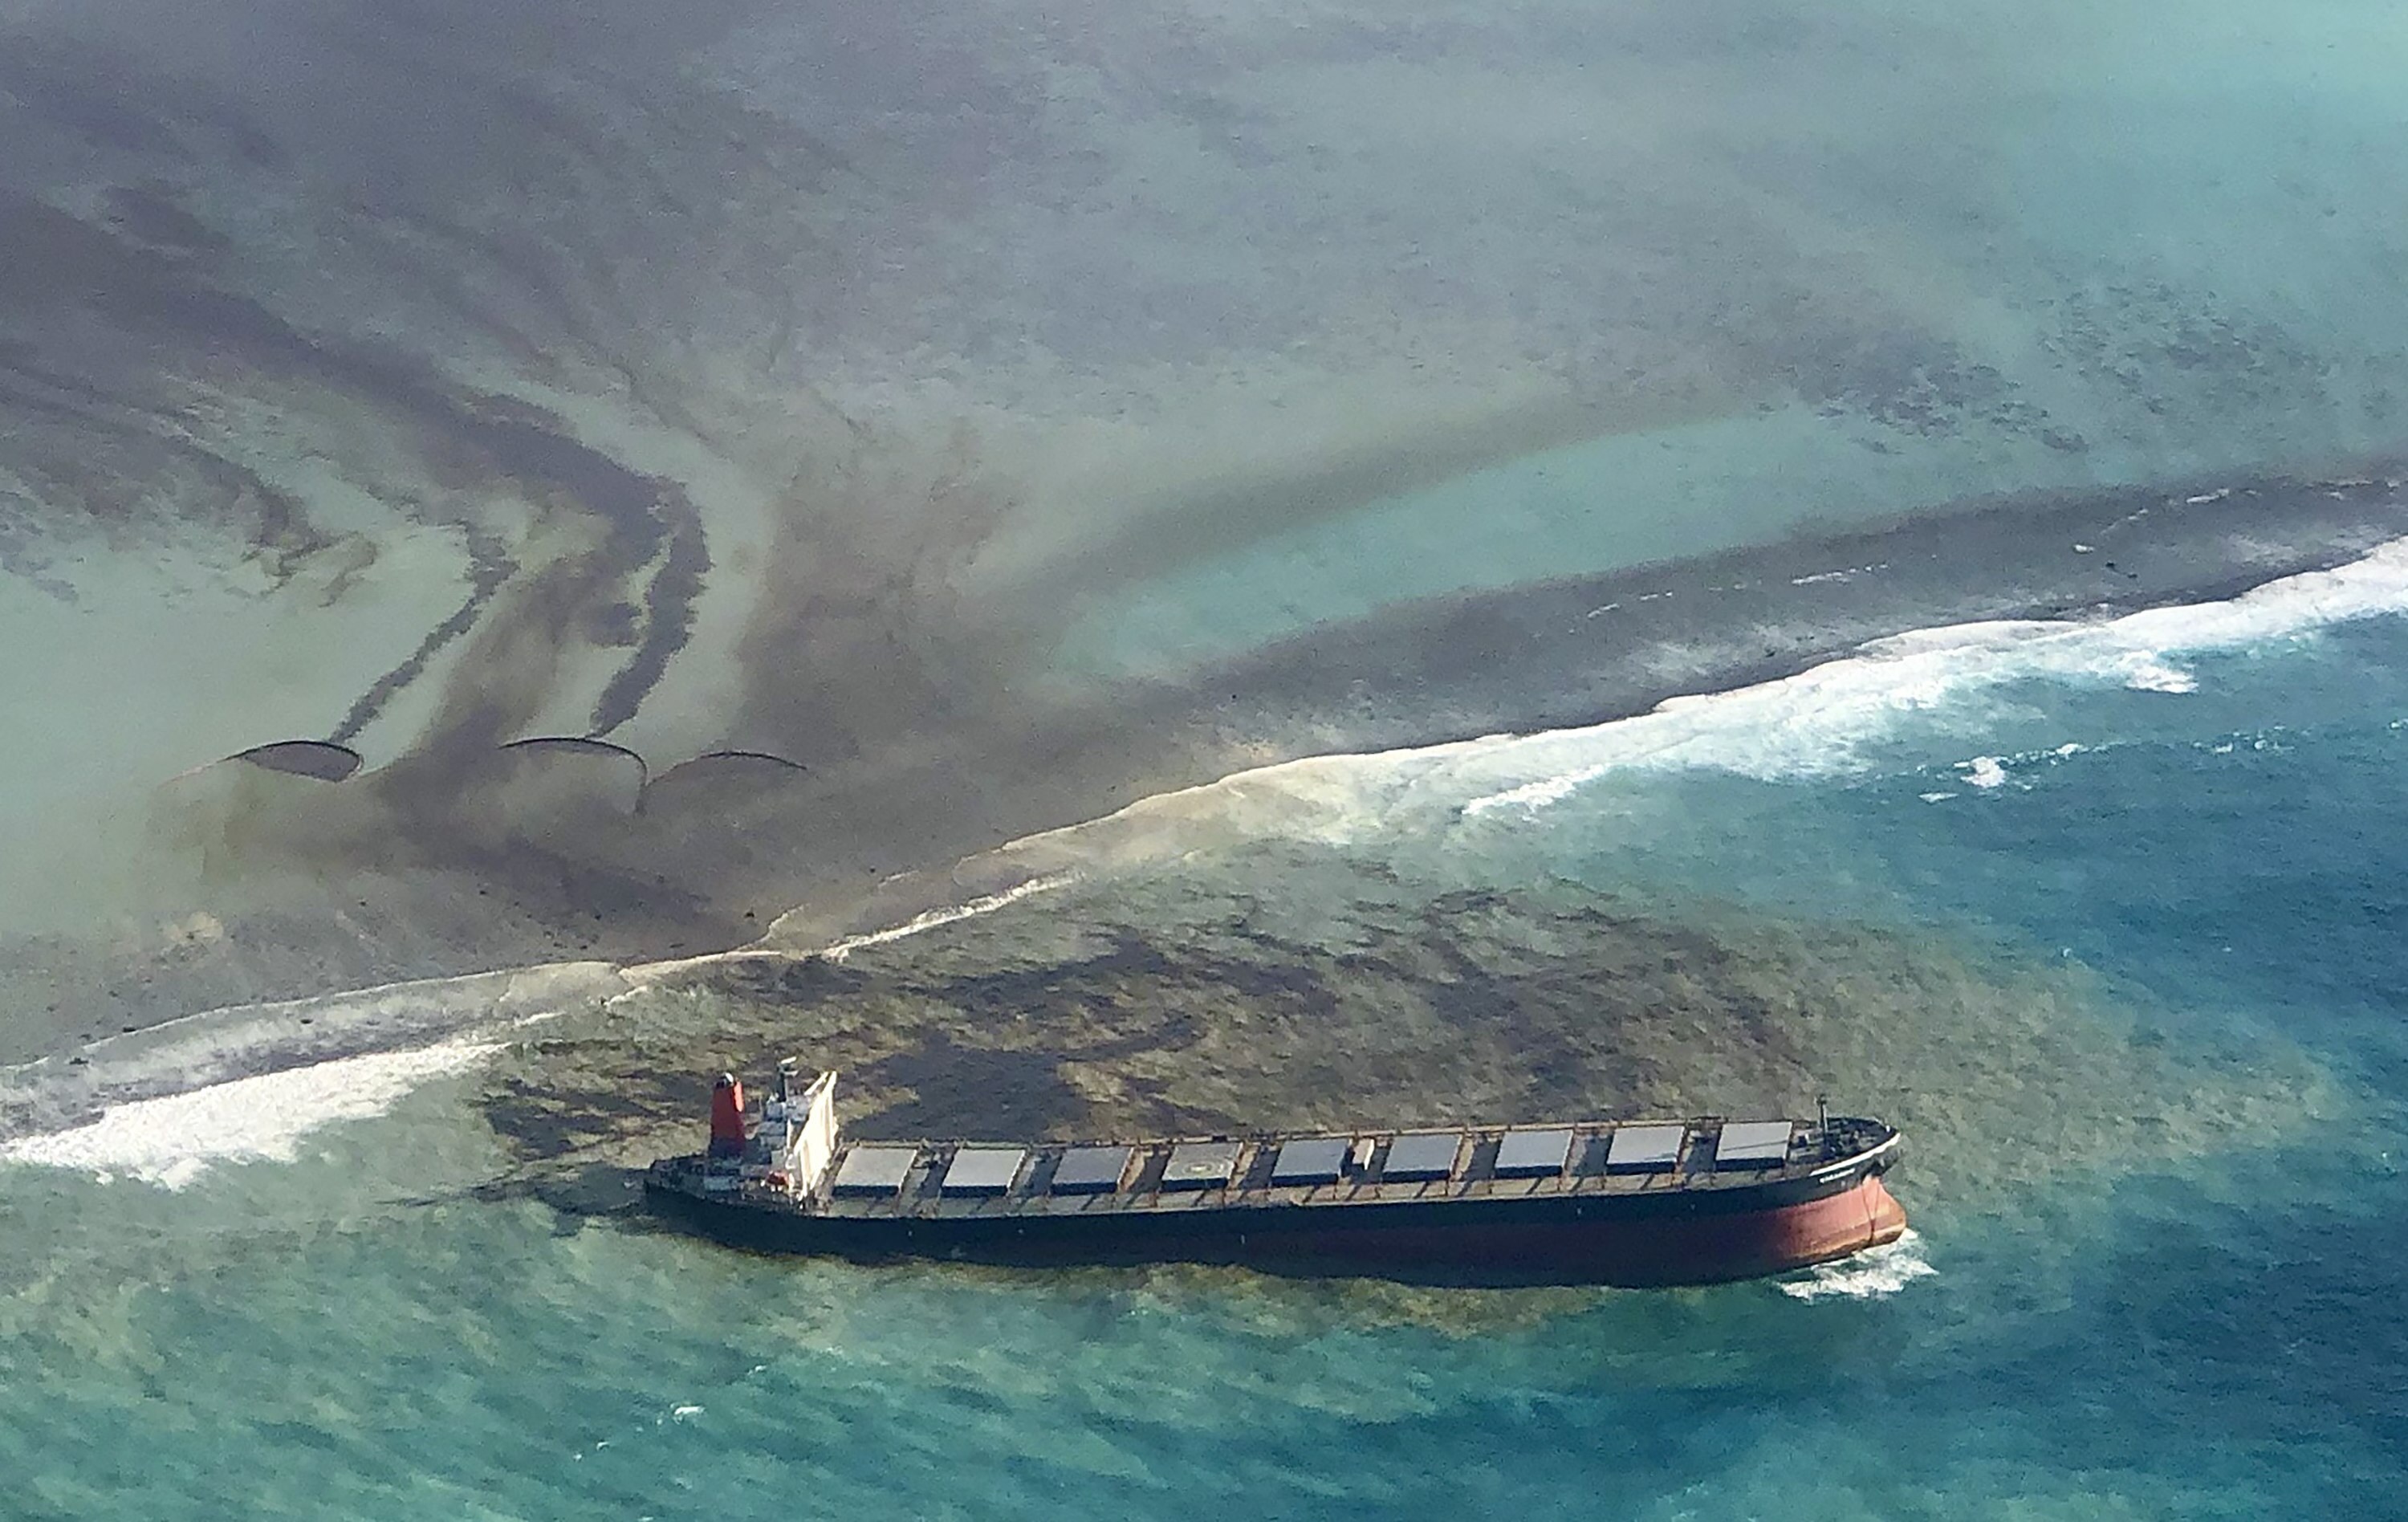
589,494,708,735
327,521,515,747
10,196,707,739
0,364,330,576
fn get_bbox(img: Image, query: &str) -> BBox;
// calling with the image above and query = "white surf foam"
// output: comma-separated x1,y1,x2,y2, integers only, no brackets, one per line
2121,658,2199,694
0,1040,501,1188
817,873,1077,962
1778,1229,1937,1302
754,535,2408,918
0,962,626,1144
1961,756,2009,790
1454,534,2408,816
618,873,1084,987
323,532,2408,1017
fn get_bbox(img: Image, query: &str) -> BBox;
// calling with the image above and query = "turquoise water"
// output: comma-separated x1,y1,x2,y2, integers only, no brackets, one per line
10,594,2408,1519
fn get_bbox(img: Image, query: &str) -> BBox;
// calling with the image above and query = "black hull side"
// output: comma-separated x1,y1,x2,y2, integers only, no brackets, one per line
644,1154,1905,1288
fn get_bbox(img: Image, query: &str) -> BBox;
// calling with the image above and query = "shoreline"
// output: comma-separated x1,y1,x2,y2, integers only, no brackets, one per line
733,461,2408,948
5,462,2406,1066
1200,462,2408,756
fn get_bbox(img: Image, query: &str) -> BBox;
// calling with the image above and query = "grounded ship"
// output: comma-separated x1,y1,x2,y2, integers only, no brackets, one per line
645,1065,1906,1288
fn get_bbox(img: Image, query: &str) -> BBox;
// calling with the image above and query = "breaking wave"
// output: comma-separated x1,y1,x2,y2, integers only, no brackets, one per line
0,962,625,1143
0,1040,501,1188
1778,1230,1937,1302
1451,532,2408,814
815,873,1080,962
828,535,2408,895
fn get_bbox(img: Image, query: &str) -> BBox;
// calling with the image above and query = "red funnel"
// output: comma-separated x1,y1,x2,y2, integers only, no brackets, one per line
708,1073,747,1158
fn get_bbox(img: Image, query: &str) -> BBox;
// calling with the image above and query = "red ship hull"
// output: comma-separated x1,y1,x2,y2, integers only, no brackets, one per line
1129,1172,1910,1286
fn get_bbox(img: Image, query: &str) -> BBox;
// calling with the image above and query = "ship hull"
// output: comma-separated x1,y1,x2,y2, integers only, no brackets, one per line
645,1162,1906,1288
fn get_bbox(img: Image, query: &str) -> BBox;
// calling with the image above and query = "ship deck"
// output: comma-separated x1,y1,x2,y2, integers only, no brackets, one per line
657,1117,1900,1221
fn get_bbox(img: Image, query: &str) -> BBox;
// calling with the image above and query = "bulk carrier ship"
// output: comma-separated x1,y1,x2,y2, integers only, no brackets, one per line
645,1064,1906,1287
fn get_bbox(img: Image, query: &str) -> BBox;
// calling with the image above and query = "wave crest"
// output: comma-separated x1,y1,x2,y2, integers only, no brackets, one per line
1778,1229,1938,1302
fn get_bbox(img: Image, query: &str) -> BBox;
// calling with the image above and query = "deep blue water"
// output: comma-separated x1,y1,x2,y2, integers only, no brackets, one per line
8,606,2408,1520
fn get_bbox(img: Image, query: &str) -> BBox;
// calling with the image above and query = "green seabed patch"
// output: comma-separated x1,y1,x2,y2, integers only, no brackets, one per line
476,852,2341,1219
